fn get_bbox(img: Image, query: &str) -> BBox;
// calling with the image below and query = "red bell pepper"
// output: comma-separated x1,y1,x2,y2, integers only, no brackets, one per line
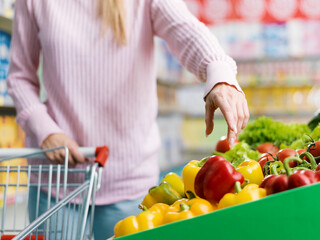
194,155,244,204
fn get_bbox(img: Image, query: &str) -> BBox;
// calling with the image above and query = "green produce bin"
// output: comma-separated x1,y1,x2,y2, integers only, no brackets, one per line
116,182,320,240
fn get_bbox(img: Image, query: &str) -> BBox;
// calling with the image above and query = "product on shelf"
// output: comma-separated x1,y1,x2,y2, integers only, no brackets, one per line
0,30,13,106
0,115,27,205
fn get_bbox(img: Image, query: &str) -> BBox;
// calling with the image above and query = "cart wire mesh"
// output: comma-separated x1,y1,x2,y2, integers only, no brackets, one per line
0,146,109,240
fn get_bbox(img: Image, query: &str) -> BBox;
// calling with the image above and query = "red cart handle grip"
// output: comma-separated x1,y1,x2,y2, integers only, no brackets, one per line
95,145,109,167
1,235,44,240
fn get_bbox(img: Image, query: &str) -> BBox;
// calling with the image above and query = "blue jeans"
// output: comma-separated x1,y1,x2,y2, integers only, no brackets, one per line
28,187,143,240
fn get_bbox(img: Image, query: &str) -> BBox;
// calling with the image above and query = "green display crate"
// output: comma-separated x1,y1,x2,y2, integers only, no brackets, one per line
116,182,320,240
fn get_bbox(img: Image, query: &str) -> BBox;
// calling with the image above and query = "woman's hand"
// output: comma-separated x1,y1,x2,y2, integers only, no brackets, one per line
205,83,249,147
41,133,86,167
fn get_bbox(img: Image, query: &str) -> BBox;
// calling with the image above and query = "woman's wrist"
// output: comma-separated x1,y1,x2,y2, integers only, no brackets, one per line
204,61,243,100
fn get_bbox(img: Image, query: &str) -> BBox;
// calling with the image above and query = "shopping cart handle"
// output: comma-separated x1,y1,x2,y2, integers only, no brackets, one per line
0,146,109,166
95,145,109,167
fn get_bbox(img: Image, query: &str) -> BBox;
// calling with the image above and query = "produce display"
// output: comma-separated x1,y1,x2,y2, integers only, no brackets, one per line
113,116,320,239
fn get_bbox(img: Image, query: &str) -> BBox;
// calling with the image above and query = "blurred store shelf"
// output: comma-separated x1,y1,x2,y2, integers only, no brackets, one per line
0,16,12,34
0,106,16,116
236,56,320,64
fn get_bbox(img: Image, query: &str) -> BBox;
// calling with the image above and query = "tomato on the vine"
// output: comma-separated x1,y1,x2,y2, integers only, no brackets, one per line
215,136,239,153
296,148,308,161
258,152,276,169
296,149,307,155
256,142,279,154
277,148,297,168
308,140,320,159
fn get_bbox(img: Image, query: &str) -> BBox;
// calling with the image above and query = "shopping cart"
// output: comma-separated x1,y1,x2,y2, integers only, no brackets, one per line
0,146,109,240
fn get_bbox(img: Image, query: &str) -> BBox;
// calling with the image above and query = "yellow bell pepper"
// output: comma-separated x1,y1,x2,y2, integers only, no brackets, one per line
182,157,209,198
140,192,158,209
114,209,163,238
218,182,266,209
160,172,186,198
163,198,216,224
141,182,182,208
148,202,170,214
143,202,170,223
236,159,264,185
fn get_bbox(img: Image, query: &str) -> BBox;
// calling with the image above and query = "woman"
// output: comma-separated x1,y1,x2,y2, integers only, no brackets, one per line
7,0,249,239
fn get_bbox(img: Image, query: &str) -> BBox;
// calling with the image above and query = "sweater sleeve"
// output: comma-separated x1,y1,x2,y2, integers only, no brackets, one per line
150,0,242,98
7,0,64,146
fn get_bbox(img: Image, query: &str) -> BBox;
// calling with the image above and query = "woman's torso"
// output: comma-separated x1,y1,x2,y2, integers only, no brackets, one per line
28,0,160,204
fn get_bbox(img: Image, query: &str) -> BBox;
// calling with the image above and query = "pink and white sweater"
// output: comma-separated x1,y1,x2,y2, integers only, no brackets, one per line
7,0,241,205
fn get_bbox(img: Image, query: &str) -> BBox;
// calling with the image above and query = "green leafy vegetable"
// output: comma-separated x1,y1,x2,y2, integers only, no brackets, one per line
285,123,320,149
238,116,310,149
213,142,261,168
310,123,320,141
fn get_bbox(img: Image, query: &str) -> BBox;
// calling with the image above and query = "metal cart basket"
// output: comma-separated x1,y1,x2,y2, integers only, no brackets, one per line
0,146,109,240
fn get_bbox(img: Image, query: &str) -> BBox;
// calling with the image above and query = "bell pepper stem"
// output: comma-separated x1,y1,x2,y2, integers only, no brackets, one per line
198,156,210,167
186,191,196,200
180,203,190,212
283,157,303,176
234,181,242,194
138,204,149,211
299,152,317,170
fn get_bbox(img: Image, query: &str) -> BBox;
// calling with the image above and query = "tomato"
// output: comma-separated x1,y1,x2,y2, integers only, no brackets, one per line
256,142,279,154
215,136,239,153
277,148,297,168
308,140,320,159
296,148,308,161
296,149,306,155
258,152,276,169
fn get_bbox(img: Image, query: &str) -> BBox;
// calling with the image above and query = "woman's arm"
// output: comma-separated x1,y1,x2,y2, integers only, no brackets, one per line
150,0,249,144
7,0,64,146
7,0,85,165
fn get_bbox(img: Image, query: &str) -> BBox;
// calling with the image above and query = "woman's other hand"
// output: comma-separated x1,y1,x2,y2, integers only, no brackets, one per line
205,83,249,147
41,133,86,167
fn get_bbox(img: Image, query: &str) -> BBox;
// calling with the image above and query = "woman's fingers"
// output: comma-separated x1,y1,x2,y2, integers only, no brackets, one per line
55,148,68,165
219,98,237,147
67,154,76,167
69,144,85,164
205,99,216,137
242,98,250,130
44,150,58,164
235,98,244,136
41,133,86,166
